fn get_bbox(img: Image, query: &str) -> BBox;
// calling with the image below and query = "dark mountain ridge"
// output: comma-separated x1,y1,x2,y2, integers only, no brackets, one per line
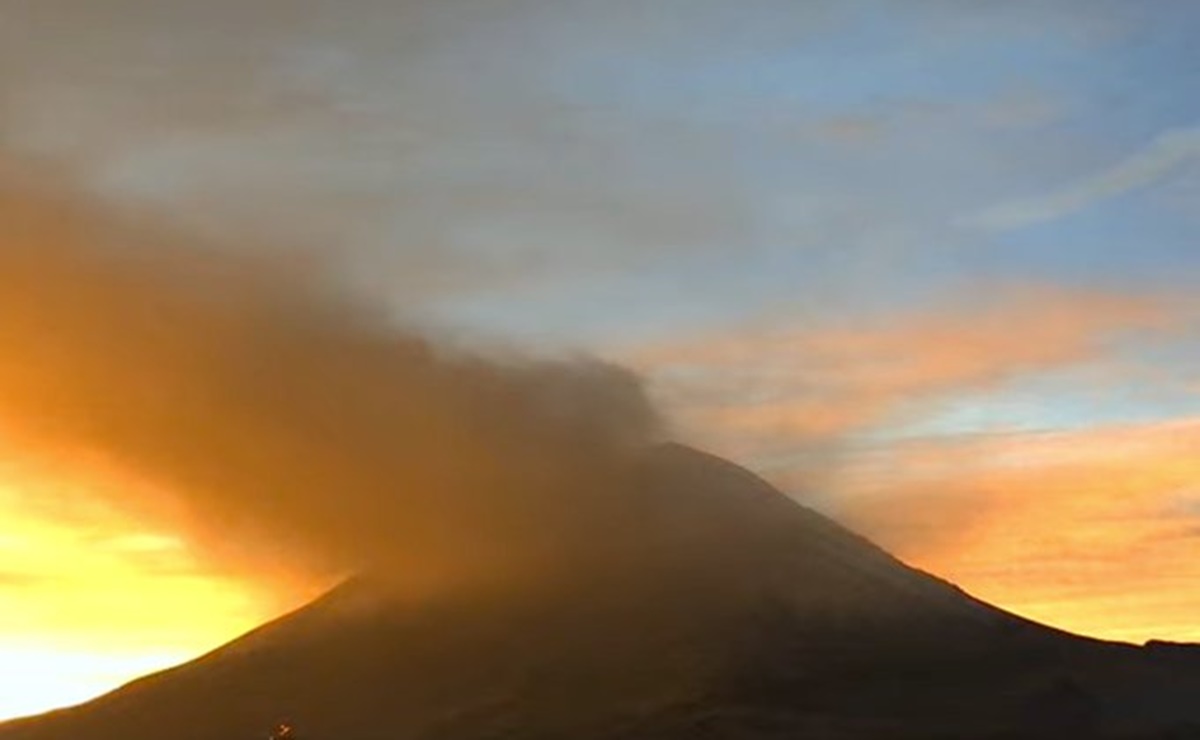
4,444,1199,739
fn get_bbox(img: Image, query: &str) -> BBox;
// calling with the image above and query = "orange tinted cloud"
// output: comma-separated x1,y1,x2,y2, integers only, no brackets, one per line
827,420,1200,643
625,292,1197,643
630,288,1168,459
0,167,660,592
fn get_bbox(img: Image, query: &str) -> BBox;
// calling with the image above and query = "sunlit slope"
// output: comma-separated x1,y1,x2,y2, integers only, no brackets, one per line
4,445,1200,740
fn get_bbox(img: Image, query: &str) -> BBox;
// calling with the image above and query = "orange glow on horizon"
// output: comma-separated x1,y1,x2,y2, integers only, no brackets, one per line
631,297,1200,646
0,470,305,722
3,419,1200,719
831,419,1200,645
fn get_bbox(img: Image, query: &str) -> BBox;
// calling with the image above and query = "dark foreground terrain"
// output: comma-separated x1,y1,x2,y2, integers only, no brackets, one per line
4,445,1200,739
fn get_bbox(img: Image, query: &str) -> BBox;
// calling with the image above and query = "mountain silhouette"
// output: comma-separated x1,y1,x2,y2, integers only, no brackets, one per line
4,444,1200,739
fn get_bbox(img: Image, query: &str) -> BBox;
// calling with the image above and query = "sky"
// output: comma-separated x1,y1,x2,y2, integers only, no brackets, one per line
1,0,1199,721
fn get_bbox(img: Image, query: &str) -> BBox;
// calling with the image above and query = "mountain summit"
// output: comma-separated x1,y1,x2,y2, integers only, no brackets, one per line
3,444,1199,739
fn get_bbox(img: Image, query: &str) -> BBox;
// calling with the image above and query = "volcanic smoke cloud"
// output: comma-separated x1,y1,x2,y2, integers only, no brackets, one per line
0,169,662,593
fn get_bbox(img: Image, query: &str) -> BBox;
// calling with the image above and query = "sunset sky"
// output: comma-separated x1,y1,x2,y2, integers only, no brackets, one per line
2,0,1200,722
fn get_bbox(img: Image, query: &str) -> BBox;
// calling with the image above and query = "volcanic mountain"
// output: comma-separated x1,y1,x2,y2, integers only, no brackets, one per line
4,444,1200,739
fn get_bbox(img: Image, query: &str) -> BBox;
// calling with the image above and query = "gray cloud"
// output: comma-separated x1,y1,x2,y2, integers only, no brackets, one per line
0,1,826,283
0,0,1107,324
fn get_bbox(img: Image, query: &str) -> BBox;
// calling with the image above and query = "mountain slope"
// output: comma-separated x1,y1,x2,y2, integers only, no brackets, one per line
4,444,1199,739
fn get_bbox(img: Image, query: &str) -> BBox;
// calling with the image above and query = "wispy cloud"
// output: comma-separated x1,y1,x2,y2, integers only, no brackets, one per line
826,419,1200,642
971,126,1200,231
628,287,1169,461
624,290,1199,642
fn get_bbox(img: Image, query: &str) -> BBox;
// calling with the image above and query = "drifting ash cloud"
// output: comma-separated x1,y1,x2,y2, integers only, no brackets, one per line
0,168,661,596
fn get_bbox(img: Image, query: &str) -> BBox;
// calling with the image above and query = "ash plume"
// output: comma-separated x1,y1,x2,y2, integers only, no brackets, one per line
0,168,662,595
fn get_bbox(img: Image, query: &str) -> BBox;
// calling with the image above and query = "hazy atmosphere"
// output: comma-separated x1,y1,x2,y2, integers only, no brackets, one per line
1,0,1198,722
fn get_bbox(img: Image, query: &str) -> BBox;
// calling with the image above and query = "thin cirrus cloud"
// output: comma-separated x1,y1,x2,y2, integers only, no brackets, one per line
970,125,1200,231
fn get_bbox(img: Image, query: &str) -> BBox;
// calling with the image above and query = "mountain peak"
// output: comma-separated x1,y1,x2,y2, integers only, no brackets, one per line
5,446,1200,739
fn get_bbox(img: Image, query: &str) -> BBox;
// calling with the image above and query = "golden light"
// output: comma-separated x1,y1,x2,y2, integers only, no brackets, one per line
0,469,283,721
0,645,192,721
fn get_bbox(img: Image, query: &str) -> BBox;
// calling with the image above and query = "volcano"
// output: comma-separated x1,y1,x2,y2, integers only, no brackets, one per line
3,444,1199,739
